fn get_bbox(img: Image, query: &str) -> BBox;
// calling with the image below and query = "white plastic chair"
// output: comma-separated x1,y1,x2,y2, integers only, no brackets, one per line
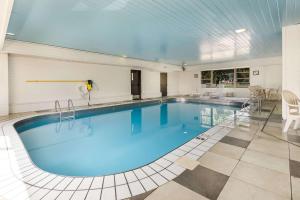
282,90,300,132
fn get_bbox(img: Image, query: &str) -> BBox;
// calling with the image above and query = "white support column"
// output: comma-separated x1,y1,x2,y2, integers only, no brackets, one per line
0,53,9,116
282,24,300,119
0,0,14,50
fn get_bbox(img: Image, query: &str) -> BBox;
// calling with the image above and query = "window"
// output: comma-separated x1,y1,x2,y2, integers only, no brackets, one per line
201,71,211,84
236,68,250,88
201,67,250,88
212,69,234,88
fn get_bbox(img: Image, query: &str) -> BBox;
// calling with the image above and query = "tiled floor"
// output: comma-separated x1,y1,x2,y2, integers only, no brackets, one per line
131,116,300,200
1,99,300,200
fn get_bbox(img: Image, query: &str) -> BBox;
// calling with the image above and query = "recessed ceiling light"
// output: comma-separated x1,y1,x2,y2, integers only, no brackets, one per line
6,32,15,36
235,28,247,33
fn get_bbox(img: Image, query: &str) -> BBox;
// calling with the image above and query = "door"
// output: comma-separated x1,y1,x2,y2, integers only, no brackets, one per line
160,73,167,97
131,70,141,100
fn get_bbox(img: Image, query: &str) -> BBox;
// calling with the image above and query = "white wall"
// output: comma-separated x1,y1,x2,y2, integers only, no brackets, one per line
250,65,282,88
179,57,282,98
178,71,201,95
282,24,300,119
1,40,181,114
167,72,180,96
1,40,284,114
9,55,132,113
0,53,9,115
8,54,177,113
3,40,181,72
141,70,161,99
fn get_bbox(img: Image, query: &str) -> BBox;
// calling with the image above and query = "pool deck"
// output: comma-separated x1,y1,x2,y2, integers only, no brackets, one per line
0,98,299,200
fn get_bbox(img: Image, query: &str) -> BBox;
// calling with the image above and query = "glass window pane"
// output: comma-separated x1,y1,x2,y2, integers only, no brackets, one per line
212,69,234,87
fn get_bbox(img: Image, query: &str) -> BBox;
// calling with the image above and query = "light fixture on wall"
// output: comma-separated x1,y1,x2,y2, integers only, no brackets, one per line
235,28,247,33
181,62,187,71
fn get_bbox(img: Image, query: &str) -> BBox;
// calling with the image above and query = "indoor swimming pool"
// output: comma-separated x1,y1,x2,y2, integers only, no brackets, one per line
15,101,239,176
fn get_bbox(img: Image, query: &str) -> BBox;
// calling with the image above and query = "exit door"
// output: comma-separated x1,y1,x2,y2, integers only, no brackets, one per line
160,73,167,97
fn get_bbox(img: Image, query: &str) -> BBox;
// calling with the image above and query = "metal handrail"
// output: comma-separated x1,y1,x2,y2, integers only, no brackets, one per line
67,99,75,119
261,104,277,132
55,100,62,121
242,97,261,113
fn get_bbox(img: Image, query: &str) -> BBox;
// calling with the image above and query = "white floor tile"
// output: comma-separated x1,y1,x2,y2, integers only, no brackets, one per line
103,175,115,188
201,141,215,147
241,150,289,174
29,173,50,185
116,184,131,200
129,181,145,196
172,149,186,156
42,190,61,200
149,163,163,172
163,153,179,162
142,166,156,176
179,145,193,152
71,190,88,200
133,169,147,179
198,152,238,176
219,177,289,200
54,177,73,190
101,187,116,200
150,173,168,186
196,145,210,151
85,189,101,200
66,178,83,190
190,149,205,157
56,191,74,200
78,177,93,190
34,174,57,187
140,177,158,191
167,164,185,175
185,141,198,148
144,181,209,200
90,177,104,189
115,173,127,186
185,153,200,160
159,169,176,181
29,189,49,200
125,171,137,183
23,170,43,182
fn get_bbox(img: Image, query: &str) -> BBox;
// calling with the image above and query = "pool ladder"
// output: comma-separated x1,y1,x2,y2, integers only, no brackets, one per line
55,99,76,122
241,98,261,113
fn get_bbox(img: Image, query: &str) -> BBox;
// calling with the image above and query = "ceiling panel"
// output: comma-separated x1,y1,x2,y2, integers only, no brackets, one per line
5,0,300,65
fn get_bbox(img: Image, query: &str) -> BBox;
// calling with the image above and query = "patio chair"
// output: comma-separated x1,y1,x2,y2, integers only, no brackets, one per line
282,90,300,132
247,86,265,112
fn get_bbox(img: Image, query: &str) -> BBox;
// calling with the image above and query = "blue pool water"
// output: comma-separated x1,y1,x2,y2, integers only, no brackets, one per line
17,102,238,176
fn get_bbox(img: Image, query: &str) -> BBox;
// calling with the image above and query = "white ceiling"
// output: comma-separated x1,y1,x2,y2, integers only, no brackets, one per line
6,0,300,65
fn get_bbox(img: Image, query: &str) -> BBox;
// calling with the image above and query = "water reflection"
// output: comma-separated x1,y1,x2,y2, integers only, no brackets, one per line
160,103,168,126
200,107,235,127
131,107,142,134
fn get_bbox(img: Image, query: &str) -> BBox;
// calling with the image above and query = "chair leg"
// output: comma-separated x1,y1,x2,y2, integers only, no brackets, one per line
294,119,300,130
284,118,293,133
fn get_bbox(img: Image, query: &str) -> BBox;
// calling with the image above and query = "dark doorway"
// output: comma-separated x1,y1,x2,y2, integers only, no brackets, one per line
160,73,167,97
131,70,141,100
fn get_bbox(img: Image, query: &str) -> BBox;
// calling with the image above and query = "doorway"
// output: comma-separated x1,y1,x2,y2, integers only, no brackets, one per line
131,70,141,100
160,73,167,97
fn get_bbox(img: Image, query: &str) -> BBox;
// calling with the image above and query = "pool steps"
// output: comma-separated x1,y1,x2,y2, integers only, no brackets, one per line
54,99,76,122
